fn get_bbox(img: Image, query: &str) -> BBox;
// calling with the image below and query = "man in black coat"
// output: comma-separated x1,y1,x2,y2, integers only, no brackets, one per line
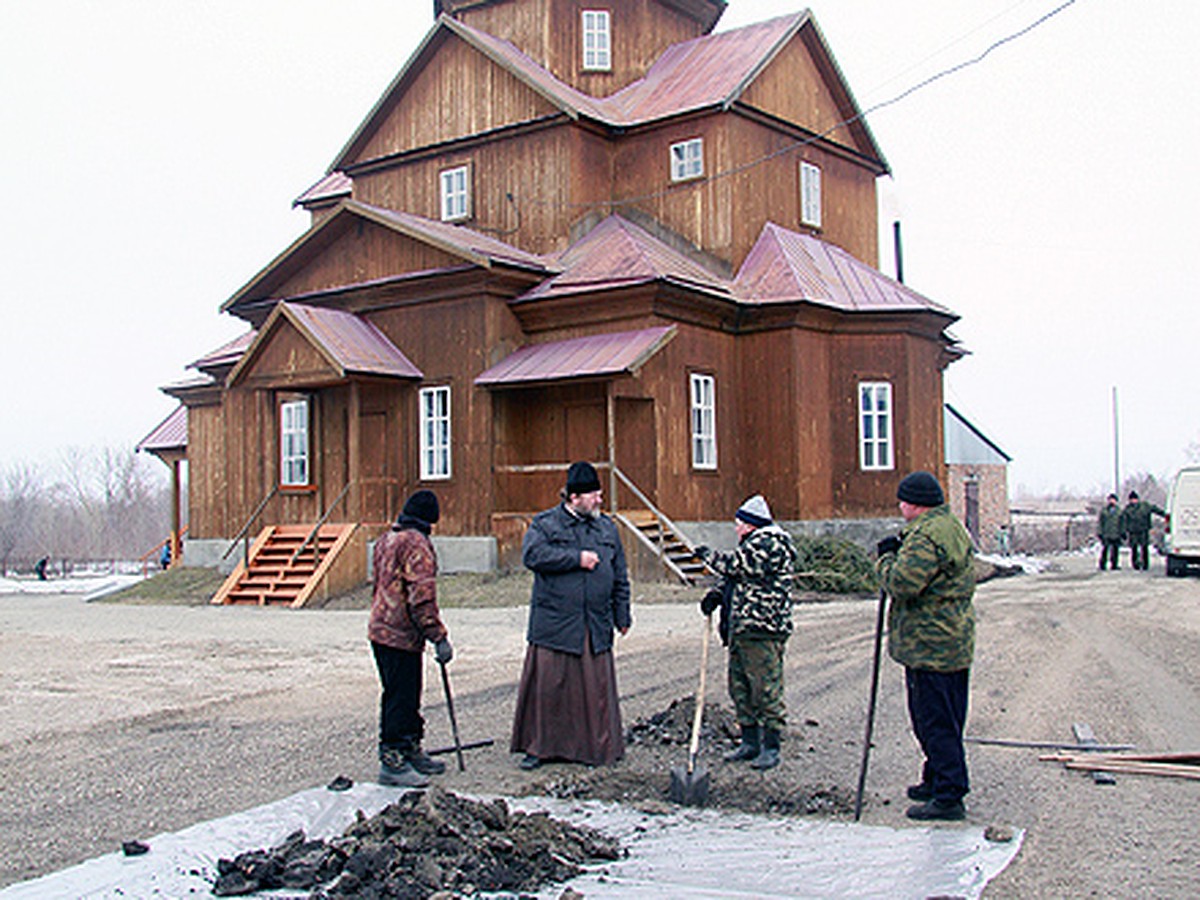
510,461,632,769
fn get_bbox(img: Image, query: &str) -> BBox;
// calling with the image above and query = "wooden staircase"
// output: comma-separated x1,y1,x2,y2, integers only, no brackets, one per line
618,509,708,584
212,523,359,607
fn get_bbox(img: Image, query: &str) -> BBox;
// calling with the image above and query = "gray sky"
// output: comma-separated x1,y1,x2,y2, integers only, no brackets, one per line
2,0,1197,495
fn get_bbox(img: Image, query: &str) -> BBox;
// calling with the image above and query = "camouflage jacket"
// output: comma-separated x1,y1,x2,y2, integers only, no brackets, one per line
704,524,797,638
1121,500,1165,536
368,525,447,652
1097,504,1123,540
877,505,975,672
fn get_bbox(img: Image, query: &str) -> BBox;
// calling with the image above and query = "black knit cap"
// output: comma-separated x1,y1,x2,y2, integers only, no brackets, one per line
401,489,440,524
565,461,601,495
897,471,944,507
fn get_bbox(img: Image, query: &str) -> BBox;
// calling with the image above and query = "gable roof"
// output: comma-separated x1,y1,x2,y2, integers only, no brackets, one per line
330,11,883,172
476,325,678,387
433,0,727,33
227,302,423,388
136,404,188,454
734,223,954,318
516,215,731,303
223,199,550,314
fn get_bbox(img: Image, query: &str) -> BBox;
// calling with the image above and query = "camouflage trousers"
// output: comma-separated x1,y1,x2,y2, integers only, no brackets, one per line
727,633,787,732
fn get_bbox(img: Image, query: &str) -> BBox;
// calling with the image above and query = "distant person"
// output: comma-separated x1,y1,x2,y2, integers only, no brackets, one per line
159,542,171,570
369,489,453,788
1096,494,1122,570
34,557,49,581
876,471,976,821
1121,490,1166,571
996,523,1011,557
697,494,797,770
511,461,631,770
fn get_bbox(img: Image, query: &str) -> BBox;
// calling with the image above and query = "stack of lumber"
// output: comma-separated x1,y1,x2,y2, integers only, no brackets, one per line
1040,752,1200,781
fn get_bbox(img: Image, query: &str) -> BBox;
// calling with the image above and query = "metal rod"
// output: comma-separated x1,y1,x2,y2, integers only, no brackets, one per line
854,589,887,821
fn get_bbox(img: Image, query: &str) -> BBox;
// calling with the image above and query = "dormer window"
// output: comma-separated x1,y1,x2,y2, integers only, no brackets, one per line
582,10,611,71
440,164,471,222
670,138,704,182
800,161,822,228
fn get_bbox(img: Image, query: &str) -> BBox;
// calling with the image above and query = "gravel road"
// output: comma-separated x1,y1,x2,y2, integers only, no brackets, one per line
1,554,1197,896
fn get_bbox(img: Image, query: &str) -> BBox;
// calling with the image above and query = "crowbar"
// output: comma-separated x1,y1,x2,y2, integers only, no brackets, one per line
438,659,466,772
854,588,887,821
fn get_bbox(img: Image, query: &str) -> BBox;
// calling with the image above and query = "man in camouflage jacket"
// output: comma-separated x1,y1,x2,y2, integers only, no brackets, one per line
698,494,797,770
1121,490,1166,571
876,471,975,821
1097,493,1123,570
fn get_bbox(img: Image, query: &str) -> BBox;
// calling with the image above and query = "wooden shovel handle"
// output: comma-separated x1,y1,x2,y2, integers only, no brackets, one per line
688,613,713,771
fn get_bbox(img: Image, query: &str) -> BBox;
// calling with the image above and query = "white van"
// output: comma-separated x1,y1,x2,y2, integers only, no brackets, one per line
1165,466,1200,577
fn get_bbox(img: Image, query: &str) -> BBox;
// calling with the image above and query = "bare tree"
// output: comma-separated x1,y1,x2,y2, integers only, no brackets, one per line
0,463,44,575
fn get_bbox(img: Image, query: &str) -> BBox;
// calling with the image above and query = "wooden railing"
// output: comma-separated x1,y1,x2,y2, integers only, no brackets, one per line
223,485,280,571
290,481,353,567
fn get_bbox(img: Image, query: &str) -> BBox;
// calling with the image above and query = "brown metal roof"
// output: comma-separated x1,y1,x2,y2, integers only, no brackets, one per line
517,215,730,303
188,330,256,372
294,171,352,207
735,223,954,316
283,303,424,380
136,404,187,453
475,325,677,387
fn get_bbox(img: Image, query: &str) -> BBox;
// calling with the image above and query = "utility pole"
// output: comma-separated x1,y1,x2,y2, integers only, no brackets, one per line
1112,386,1120,495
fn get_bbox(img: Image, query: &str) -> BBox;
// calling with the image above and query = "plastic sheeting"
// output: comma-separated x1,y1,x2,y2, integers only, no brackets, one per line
0,783,1022,899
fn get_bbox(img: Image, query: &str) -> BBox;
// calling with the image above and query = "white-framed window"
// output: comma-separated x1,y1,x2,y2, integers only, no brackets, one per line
690,372,717,470
800,160,822,228
440,165,471,222
670,138,704,182
419,386,451,480
582,10,611,71
280,397,310,487
858,381,894,471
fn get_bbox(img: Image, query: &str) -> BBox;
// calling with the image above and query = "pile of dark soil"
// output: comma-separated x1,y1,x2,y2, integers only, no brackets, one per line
212,787,621,898
625,697,739,748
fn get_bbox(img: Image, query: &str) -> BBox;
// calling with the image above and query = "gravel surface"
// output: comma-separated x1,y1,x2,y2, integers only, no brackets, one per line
1,554,1198,896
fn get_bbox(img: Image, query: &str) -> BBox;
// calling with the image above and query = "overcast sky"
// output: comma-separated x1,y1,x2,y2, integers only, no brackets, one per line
2,0,1197,496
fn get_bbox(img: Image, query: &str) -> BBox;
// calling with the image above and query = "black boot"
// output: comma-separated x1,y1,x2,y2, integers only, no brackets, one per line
724,725,761,762
378,747,429,788
399,736,446,776
750,727,781,770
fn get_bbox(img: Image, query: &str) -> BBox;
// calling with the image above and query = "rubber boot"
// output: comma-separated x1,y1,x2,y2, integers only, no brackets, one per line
379,747,430,788
399,736,446,776
750,727,781,770
723,725,761,762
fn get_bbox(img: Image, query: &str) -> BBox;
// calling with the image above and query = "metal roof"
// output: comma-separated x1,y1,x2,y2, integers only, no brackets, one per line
294,171,352,207
189,330,256,372
517,215,730,303
475,325,677,387
136,404,187,453
734,223,954,316
282,303,424,380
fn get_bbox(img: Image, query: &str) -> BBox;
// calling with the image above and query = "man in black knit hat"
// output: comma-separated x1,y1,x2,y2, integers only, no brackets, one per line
876,471,976,821
369,489,453,787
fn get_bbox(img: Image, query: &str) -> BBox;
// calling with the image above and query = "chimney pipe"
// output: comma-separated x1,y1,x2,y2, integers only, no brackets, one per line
892,220,904,284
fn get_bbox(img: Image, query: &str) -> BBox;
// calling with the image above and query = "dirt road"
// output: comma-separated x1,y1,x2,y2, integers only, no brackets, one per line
1,554,1197,896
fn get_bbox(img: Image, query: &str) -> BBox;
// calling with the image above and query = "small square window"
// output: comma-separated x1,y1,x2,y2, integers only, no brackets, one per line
440,165,471,222
670,138,704,182
800,161,822,228
582,10,611,71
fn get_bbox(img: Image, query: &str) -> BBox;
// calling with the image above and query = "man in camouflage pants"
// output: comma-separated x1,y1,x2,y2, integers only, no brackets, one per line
698,494,797,770
876,471,976,821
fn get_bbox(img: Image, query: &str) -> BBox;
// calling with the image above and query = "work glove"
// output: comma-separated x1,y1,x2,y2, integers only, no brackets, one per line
699,587,723,616
693,545,711,560
876,535,902,558
434,638,454,664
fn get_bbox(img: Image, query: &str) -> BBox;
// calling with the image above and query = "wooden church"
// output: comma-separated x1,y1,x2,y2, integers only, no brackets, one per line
148,0,963,602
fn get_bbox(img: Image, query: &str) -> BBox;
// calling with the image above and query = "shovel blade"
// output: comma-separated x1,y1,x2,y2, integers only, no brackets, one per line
668,763,711,806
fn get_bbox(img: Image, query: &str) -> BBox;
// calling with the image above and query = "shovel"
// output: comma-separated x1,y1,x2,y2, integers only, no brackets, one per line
669,613,713,806
438,659,466,772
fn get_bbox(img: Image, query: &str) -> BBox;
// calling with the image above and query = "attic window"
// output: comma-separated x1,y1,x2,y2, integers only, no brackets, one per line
800,161,822,228
670,138,704,182
582,10,611,71
440,164,471,222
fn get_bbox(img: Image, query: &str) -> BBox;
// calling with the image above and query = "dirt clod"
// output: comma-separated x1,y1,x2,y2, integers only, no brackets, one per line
211,787,621,898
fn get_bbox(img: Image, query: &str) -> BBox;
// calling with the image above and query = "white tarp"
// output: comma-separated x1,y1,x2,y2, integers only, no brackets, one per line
0,783,1022,899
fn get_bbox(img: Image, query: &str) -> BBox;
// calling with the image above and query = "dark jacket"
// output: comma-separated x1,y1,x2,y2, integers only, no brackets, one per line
1097,504,1123,541
369,523,447,652
877,504,976,672
1121,499,1165,536
522,503,632,656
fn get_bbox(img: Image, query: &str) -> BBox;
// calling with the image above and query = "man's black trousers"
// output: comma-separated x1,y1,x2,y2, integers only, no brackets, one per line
905,666,970,803
371,642,425,747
